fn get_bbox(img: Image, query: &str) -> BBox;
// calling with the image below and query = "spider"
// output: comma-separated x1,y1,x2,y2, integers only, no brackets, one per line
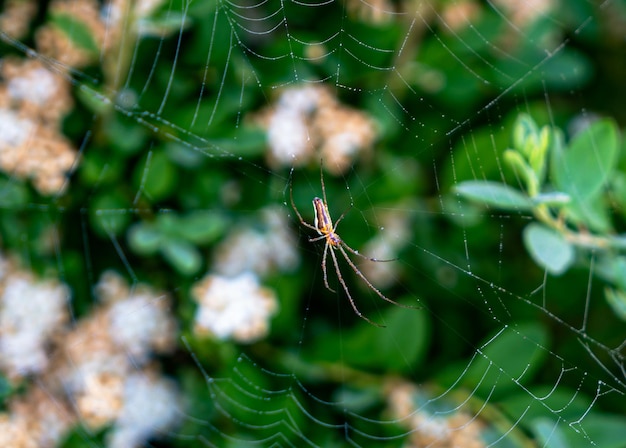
289,165,409,327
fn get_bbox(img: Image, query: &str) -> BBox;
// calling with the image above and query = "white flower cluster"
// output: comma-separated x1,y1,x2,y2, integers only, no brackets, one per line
0,267,181,448
0,107,35,156
0,387,74,448
267,105,313,166
0,57,76,194
387,380,486,448
99,271,178,363
492,0,554,26
0,0,37,39
0,256,69,378
7,66,61,111
214,205,299,277
265,86,321,166
192,272,278,343
107,373,181,448
55,271,179,446
256,85,378,174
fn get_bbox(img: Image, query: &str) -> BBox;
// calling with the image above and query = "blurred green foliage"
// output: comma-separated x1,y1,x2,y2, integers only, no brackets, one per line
0,0,625,446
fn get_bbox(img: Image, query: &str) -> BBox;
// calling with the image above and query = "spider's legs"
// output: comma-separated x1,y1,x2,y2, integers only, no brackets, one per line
342,242,397,262
338,244,415,309
328,246,384,327
308,234,326,243
319,160,328,205
321,242,335,293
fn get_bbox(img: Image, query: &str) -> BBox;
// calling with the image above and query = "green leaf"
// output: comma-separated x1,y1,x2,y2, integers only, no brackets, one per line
504,149,535,193
89,193,131,237
523,223,575,275
539,48,593,91
160,238,202,275
532,418,569,448
211,128,268,157
76,85,112,115
0,374,12,401
137,12,189,37
561,191,612,233
461,322,548,398
105,118,149,155
442,125,510,191
0,178,29,207
455,180,534,211
501,386,591,423
594,255,626,297
513,114,540,156
609,236,626,250
613,257,626,290
178,211,228,244
127,223,162,254
79,152,123,186
568,414,626,448
60,427,106,448
532,191,570,206
138,150,178,202
50,12,100,55
610,172,626,217
604,288,626,321
333,386,380,413
345,300,429,373
156,212,181,235
551,119,619,201
165,142,206,168
441,194,483,227
528,125,551,183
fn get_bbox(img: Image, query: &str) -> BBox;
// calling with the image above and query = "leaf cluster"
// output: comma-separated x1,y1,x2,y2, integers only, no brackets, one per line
456,114,626,320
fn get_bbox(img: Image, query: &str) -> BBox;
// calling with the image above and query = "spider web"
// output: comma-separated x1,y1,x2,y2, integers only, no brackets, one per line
0,0,624,447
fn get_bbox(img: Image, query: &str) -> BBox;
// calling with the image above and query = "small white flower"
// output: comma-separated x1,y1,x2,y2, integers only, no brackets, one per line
491,0,553,25
278,85,322,113
0,275,68,377
258,84,378,172
214,230,268,277
214,206,299,277
264,85,337,167
7,68,57,106
0,109,34,149
107,373,180,448
320,131,361,169
267,107,312,165
192,272,278,343
75,371,125,428
413,413,451,439
108,292,176,363
0,387,74,447
91,271,177,361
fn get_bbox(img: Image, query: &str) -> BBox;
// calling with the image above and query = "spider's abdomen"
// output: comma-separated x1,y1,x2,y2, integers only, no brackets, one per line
312,197,333,236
